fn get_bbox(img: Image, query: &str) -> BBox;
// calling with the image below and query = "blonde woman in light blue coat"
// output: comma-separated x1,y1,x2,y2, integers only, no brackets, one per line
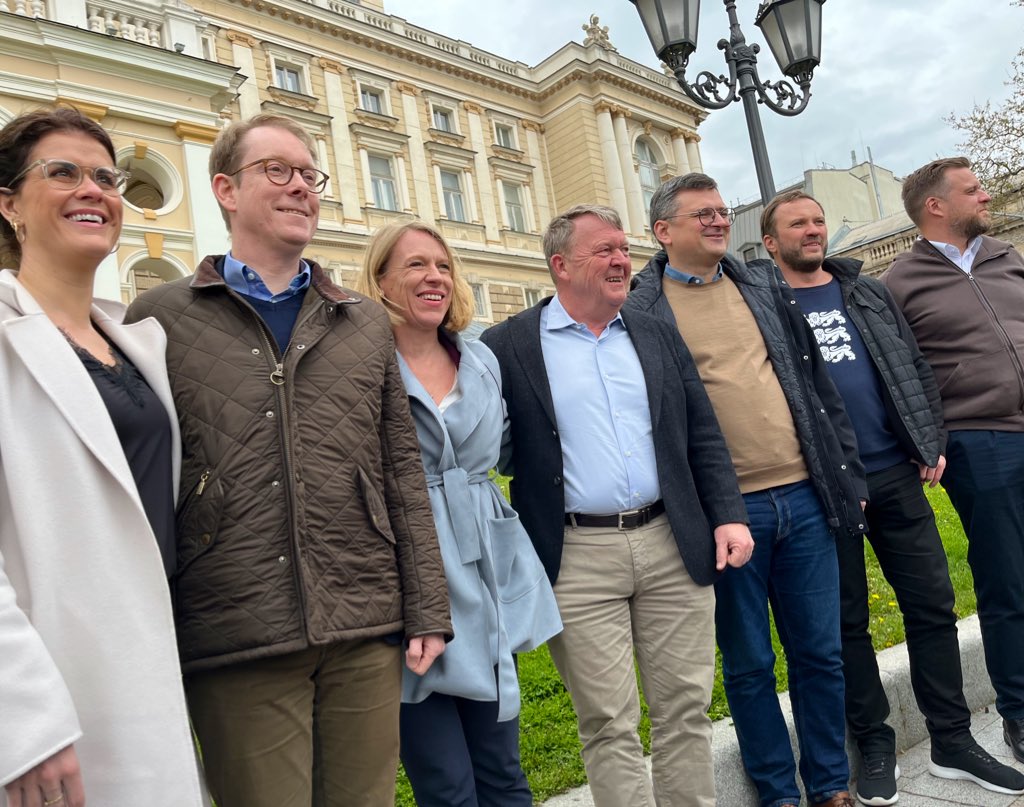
360,219,561,807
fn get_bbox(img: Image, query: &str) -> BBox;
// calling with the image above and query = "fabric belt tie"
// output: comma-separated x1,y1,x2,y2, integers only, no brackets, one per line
565,499,665,530
425,467,519,720
426,468,489,565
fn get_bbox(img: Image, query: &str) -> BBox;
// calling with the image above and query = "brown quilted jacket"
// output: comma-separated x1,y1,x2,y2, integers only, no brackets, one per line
126,256,451,672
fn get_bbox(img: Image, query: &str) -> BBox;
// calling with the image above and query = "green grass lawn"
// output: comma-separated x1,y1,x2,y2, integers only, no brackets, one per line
396,485,973,805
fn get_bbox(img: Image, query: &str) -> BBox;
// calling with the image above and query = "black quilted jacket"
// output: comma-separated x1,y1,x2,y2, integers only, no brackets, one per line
126,256,451,672
628,251,868,538
814,257,945,464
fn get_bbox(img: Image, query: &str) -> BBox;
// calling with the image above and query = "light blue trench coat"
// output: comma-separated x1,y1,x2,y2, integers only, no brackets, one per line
399,334,562,721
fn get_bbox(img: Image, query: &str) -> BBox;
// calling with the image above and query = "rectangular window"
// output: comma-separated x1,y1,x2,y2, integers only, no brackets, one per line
503,183,527,232
369,155,398,211
495,123,515,149
274,64,302,93
433,107,454,133
743,246,758,262
471,283,488,317
523,287,542,308
440,170,466,222
360,87,383,114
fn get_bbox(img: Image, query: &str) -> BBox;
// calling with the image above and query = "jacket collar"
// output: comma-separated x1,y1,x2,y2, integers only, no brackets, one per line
192,254,360,306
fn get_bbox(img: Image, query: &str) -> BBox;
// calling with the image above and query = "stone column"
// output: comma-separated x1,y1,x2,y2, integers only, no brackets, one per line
226,31,260,119
463,101,499,241
595,101,629,232
671,128,692,176
686,133,704,173
317,58,361,221
314,134,332,199
612,106,646,237
521,120,551,228
396,81,433,223
174,121,230,264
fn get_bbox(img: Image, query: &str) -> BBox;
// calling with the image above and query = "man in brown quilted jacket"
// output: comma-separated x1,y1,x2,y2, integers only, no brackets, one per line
126,114,451,807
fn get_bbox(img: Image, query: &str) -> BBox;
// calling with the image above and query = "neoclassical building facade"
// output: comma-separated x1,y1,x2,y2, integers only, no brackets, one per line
0,0,709,323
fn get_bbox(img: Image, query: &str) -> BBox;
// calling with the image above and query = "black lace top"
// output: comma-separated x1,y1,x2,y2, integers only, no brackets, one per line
69,335,176,577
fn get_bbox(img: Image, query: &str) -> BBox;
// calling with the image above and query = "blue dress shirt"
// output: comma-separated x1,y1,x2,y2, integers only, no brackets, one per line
222,252,311,301
664,262,724,285
540,295,661,515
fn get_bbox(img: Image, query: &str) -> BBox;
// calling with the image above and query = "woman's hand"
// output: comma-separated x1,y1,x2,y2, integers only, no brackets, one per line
5,745,85,807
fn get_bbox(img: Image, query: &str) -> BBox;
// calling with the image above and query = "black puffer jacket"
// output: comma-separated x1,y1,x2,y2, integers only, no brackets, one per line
627,251,868,538
813,257,945,465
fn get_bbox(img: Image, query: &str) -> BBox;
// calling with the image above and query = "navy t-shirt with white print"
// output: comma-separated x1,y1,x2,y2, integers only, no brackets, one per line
791,278,908,474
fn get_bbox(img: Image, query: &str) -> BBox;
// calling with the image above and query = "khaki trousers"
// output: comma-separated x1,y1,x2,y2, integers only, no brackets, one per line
186,638,402,807
547,513,716,807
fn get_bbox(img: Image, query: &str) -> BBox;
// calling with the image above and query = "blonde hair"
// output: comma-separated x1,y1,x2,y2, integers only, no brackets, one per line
358,219,475,333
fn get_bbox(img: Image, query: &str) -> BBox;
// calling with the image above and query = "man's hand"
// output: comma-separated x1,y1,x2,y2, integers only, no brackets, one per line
915,455,946,488
714,522,754,571
405,633,446,675
6,744,85,807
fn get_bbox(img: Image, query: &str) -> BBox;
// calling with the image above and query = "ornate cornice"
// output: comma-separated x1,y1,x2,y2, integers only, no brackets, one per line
266,85,318,112
491,144,524,162
174,121,220,144
428,128,466,147
317,57,345,74
225,30,258,48
354,109,400,130
56,97,108,121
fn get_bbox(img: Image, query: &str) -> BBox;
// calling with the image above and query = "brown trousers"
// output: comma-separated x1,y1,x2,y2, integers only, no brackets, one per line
186,638,402,807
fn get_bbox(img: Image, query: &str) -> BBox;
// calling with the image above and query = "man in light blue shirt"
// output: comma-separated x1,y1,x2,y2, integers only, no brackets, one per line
482,204,753,807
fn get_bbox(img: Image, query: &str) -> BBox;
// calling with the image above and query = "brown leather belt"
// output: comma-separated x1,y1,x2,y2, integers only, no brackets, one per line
565,500,665,530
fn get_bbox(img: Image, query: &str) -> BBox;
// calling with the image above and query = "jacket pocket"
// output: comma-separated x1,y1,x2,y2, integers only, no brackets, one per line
357,466,396,544
489,513,545,604
175,468,223,578
939,350,1023,420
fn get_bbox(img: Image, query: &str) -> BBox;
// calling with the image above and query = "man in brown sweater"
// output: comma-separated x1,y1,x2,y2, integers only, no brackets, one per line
882,157,1024,767
628,173,867,807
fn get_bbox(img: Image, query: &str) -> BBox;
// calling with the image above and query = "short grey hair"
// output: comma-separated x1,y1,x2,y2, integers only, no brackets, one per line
649,173,719,243
542,204,623,280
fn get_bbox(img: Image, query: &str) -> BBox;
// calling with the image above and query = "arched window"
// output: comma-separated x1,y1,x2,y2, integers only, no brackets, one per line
635,138,660,215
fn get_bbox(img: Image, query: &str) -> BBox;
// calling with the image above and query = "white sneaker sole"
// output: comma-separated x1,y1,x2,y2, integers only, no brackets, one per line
856,763,901,805
928,761,1024,795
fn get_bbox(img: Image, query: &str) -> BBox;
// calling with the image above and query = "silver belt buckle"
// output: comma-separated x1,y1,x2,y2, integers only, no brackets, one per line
618,507,641,530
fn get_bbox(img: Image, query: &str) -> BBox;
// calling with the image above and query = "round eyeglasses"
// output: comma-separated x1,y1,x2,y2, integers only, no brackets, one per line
229,158,330,193
9,159,130,196
665,207,736,227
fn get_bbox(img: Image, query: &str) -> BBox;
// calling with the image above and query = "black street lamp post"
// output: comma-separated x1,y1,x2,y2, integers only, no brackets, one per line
630,0,825,205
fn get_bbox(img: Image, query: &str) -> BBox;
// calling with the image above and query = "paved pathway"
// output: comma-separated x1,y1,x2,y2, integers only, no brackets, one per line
540,702,1024,806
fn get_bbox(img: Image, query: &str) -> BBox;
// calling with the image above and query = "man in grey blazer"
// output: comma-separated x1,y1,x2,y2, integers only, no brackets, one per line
482,204,753,807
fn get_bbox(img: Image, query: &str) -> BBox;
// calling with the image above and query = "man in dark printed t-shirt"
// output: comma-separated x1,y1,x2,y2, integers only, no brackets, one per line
761,189,1024,806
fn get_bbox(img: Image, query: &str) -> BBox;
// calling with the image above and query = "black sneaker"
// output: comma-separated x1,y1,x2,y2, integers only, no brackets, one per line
928,743,1024,794
856,751,900,805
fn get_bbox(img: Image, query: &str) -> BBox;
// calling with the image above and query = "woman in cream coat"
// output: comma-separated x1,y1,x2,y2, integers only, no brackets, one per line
0,107,205,807
360,220,562,807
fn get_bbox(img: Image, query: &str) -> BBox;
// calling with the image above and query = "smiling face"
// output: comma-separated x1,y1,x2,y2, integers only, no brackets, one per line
763,197,828,276
551,213,631,329
213,125,319,263
654,188,731,276
379,228,454,336
0,130,122,269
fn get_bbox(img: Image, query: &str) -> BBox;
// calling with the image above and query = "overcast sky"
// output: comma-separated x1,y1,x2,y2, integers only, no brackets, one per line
384,0,1023,206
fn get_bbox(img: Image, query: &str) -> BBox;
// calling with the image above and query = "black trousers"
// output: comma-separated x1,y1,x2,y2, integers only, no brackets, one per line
943,429,1024,720
400,692,532,807
837,461,973,755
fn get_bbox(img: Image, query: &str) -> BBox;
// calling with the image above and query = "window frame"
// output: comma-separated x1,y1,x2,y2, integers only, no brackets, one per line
368,153,399,212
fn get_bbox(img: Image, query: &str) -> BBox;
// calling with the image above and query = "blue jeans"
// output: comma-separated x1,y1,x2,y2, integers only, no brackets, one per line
943,430,1024,719
715,480,849,807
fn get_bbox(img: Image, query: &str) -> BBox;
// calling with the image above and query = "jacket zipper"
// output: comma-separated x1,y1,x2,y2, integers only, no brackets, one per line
965,270,1024,412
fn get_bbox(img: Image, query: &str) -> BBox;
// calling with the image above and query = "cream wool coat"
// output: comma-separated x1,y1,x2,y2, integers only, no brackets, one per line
0,270,206,806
